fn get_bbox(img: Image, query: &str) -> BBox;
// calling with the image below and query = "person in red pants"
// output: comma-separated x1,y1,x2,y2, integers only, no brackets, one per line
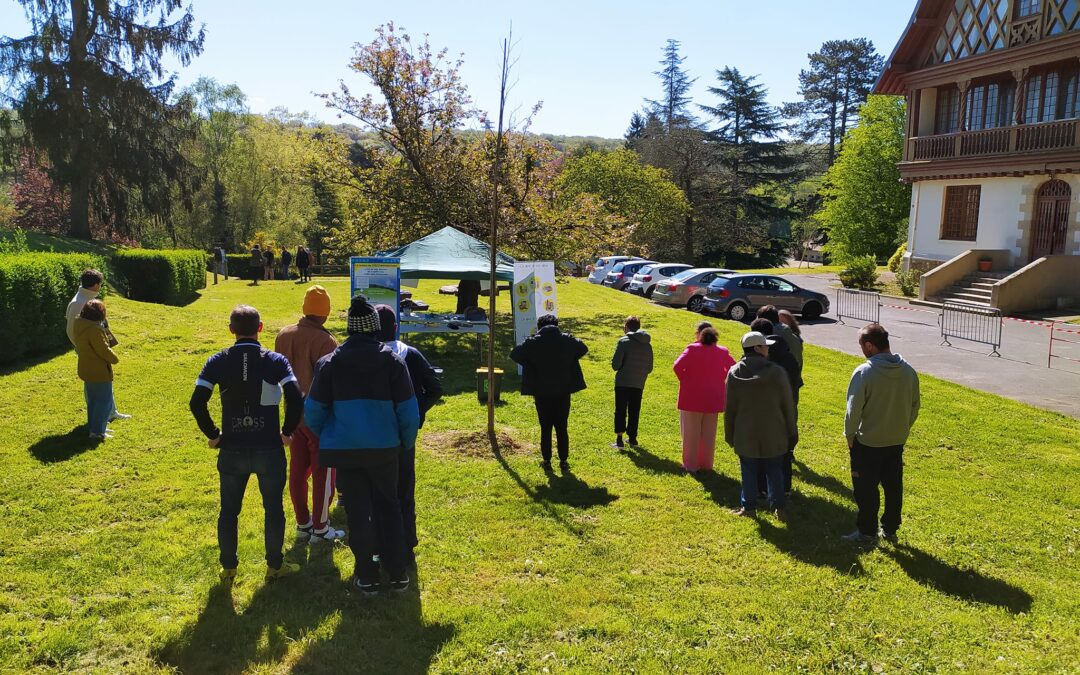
275,286,342,543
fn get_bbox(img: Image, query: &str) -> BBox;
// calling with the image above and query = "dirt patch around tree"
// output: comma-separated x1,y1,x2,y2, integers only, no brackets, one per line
423,429,533,459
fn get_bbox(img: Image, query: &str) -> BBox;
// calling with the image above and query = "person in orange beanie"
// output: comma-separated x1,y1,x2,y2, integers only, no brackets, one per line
275,285,343,542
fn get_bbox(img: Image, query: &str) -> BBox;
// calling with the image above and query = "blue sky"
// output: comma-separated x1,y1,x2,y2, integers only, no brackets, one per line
0,1,916,137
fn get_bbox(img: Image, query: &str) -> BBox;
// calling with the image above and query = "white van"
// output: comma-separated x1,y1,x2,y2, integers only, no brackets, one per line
587,255,639,284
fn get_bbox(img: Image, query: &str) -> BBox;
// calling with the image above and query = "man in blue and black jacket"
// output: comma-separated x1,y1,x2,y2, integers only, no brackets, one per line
189,304,303,582
305,295,420,595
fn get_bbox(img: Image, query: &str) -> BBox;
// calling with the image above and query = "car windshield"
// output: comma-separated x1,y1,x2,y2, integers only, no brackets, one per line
638,265,654,275
611,262,626,272
708,277,730,289
672,270,697,282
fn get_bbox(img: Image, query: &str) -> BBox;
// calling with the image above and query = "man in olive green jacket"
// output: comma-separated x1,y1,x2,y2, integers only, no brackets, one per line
724,331,797,520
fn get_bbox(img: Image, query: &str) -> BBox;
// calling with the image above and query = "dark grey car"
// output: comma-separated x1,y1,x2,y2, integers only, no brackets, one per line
701,274,830,321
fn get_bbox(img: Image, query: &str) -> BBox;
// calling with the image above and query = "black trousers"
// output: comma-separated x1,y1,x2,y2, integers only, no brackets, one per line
337,460,406,583
614,386,643,439
398,445,418,551
850,439,904,536
217,447,287,570
534,394,571,462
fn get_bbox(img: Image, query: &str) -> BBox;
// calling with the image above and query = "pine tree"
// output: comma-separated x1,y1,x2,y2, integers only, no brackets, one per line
700,67,797,254
645,39,697,130
0,0,204,239
784,38,883,166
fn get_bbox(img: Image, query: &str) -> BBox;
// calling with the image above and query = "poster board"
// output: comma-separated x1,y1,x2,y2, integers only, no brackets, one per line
350,256,401,336
512,261,557,348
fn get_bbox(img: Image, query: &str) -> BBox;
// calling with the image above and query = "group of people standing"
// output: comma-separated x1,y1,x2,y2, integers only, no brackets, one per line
245,244,314,284
511,307,920,544
188,289,441,593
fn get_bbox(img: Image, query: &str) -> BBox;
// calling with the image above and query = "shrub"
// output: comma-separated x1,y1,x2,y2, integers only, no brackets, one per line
888,241,907,273
0,252,106,364
838,255,880,289
896,269,922,297
113,249,206,305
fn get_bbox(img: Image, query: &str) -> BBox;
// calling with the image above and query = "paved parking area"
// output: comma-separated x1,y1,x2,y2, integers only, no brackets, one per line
790,273,1080,419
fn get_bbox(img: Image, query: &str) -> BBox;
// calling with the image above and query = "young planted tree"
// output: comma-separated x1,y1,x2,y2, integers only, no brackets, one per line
815,95,910,261
699,67,797,256
0,0,205,239
784,38,883,166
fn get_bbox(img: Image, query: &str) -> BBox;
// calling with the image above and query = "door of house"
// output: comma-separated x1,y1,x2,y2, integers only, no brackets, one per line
1030,179,1072,261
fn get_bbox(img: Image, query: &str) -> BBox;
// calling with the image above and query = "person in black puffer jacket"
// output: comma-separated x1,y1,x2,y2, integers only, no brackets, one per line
510,314,588,471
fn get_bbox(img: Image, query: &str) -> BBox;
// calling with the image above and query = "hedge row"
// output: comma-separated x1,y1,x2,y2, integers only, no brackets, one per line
0,252,107,364
113,249,207,305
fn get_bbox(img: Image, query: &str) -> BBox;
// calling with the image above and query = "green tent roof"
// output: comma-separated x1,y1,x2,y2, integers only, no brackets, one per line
385,226,516,281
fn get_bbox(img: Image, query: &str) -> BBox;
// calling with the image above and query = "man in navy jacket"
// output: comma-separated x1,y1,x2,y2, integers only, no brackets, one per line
190,304,303,581
305,296,420,594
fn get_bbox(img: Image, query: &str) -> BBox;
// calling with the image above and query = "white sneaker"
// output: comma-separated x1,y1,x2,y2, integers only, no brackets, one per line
109,412,132,421
309,526,345,543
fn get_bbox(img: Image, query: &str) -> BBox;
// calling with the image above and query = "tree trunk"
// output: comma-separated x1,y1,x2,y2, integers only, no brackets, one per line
69,174,92,239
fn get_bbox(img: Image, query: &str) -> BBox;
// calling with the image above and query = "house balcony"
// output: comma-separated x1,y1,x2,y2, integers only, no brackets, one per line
901,119,1080,181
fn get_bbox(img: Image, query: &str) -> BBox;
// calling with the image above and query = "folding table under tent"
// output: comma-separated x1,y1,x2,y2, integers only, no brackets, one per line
382,226,516,335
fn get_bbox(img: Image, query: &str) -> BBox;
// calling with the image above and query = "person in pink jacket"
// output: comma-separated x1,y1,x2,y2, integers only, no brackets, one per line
673,325,737,473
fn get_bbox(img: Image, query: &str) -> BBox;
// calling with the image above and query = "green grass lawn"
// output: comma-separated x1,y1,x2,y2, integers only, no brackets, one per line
1,276,1078,673
0,227,117,256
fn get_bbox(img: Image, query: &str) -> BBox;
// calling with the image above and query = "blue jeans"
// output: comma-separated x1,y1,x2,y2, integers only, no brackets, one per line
739,456,786,510
84,381,113,435
217,447,287,569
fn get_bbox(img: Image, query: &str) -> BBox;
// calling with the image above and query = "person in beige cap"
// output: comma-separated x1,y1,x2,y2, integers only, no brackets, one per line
275,285,343,542
724,331,797,521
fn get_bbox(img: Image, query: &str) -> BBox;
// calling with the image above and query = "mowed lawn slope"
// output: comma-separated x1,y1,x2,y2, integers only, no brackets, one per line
1,277,1077,673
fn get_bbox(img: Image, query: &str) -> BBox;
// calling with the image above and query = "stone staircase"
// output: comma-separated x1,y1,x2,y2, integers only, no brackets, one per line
928,270,1014,307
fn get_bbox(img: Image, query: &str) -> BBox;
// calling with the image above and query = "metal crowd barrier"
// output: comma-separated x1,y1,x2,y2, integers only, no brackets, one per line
940,301,1002,356
836,289,881,325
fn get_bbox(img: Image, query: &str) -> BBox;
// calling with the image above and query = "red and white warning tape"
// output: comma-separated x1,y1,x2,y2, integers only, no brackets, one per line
1002,316,1080,335
882,304,939,315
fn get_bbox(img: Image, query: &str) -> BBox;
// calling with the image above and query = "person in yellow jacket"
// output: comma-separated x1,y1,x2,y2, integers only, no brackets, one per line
72,299,119,440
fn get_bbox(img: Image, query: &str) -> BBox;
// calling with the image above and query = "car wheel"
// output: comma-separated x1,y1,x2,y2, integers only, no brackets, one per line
687,295,705,313
727,302,748,322
645,287,654,299
802,301,822,320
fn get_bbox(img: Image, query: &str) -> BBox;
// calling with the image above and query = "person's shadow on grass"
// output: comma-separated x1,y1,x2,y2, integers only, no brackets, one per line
289,568,455,674
619,443,741,507
157,544,454,674
756,491,868,576
535,467,618,509
28,426,99,463
883,543,1033,613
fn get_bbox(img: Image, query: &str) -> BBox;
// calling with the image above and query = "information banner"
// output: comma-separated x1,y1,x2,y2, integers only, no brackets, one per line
513,261,557,348
350,256,401,334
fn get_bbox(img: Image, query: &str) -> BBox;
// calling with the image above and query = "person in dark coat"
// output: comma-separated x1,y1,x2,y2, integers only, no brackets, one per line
510,314,588,471
725,331,797,521
375,304,443,559
751,317,802,495
296,246,311,282
280,248,293,280
610,315,653,448
456,279,481,314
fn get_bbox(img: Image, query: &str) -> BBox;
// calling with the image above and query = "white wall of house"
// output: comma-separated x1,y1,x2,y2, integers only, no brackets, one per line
907,174,1080,268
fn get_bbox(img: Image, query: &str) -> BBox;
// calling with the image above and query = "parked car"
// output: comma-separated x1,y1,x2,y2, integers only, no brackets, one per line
627,263,692,298
588,255,641,284
651,268,735,313
604,260,657,291
701,274,830,321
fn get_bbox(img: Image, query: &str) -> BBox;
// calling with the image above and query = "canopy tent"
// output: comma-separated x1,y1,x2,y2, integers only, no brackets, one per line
384,226,516,282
